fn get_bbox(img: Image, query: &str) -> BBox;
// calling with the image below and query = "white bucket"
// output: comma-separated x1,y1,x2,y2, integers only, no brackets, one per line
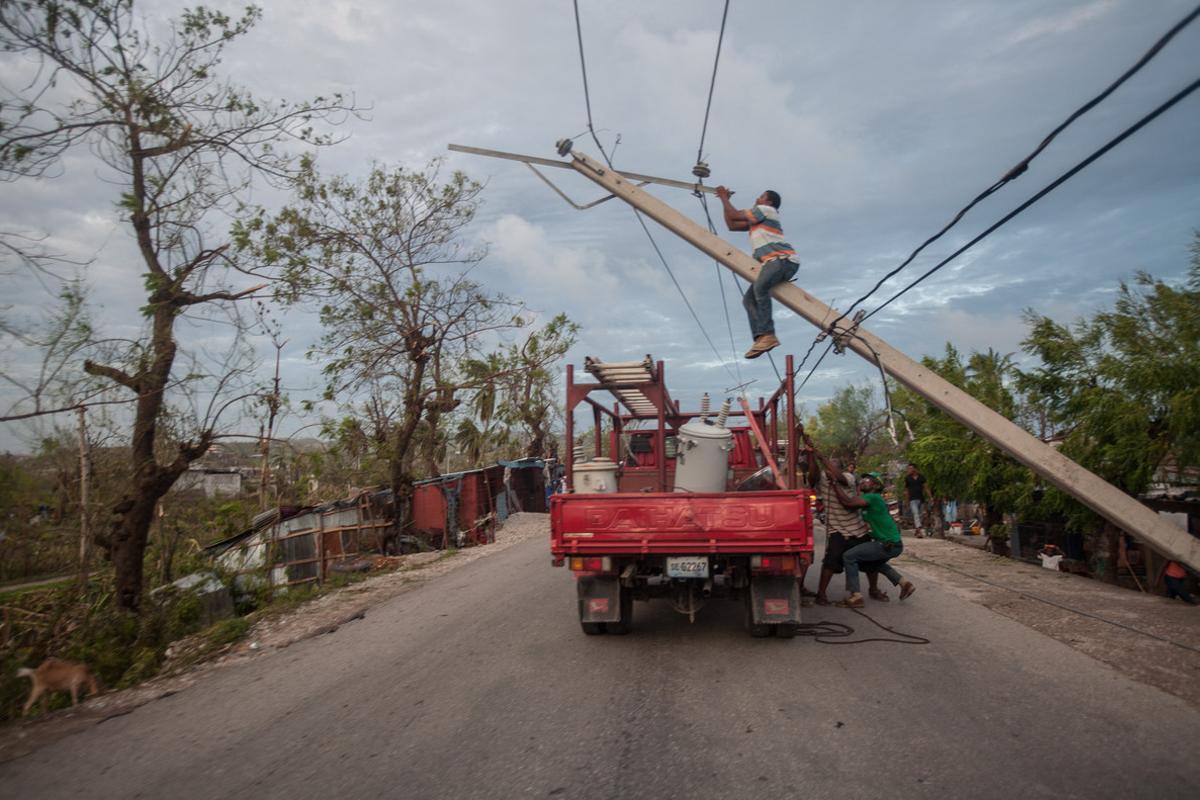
574,457,619,494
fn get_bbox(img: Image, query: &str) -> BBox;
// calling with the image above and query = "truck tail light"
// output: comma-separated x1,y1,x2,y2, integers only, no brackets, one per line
569,556,613,573
750,555,799,575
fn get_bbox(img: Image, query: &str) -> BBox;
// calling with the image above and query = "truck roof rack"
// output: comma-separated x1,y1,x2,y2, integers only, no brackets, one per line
582,355,677,419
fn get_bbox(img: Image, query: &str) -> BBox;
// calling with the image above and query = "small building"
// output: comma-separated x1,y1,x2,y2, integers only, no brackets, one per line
205,489,397,589
174,468,242,499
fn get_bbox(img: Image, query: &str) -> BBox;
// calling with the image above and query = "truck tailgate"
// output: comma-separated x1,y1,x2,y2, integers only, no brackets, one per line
550,491,813,556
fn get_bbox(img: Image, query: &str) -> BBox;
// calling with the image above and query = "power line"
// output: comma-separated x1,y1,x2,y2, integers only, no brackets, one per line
630,210,741,382
802,2,1200,364
796,73,1200,391
571,0,739,383
696,0,731,165
797,339,835,392
862,75,1200,323
572,0,614,166
698,193,745,386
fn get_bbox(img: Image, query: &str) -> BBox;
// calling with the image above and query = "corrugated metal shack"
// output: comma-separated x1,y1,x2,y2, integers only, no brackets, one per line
206,461,549,588
410,459,548,549
412,465,503,549
205,489,395,589
499,457,548,515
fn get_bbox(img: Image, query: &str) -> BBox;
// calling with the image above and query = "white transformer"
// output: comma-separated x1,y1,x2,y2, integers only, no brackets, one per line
573,457,619,494
674,397,733,493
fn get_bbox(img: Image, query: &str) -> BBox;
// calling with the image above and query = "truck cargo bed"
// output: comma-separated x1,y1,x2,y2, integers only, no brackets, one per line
550,491,814,556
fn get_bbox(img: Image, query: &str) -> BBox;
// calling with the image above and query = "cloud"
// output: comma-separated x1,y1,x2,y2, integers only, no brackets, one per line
1000,1,1117,50
2,0,1198,451
481,213,621,304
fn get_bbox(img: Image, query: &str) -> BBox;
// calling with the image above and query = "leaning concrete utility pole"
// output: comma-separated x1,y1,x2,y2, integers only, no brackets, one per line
447,142,1200,571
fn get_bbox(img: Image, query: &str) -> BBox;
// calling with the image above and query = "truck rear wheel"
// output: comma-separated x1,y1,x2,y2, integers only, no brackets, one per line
775,623,798,639
581,621,606,635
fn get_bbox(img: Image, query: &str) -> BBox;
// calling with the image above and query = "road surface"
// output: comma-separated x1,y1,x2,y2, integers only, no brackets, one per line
3,522,1198,799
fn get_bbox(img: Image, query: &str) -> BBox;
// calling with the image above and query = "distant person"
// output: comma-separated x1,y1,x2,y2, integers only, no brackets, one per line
904,463,930,537
807,450,887,605
1163,561,1196,605
714,185,799,359
828,472,916,608
941,495,958,526
1037,543,1065,571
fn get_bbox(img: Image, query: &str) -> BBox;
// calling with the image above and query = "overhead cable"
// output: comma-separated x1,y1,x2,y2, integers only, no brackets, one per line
572,0,615,166
809,2,1200,354
695,0,732,165
572,0,740,383
796,340,836,392
698,193,745,386
863,75,1200,322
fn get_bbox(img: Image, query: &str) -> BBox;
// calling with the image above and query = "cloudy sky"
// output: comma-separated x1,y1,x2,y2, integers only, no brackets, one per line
2,0,1199,452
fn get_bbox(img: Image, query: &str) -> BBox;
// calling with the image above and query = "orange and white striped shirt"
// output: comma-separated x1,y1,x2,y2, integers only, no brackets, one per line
745,204,796,263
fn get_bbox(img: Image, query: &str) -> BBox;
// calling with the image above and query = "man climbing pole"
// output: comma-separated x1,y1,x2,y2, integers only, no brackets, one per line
714,185,799,359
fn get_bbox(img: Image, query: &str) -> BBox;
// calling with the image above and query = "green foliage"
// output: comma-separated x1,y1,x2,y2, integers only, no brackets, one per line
896,345,1029,523
805,384,889,465
205,616,250,648
1016,235,1200,530
0,575,227,721
0,455,42,519
237,158,577,485
1,0,359,609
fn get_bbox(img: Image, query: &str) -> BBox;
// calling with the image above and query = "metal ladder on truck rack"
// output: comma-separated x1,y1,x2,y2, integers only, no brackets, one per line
448,142,1200,573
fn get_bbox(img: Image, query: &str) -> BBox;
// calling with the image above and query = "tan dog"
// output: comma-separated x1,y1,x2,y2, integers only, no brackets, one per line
17,657,101,716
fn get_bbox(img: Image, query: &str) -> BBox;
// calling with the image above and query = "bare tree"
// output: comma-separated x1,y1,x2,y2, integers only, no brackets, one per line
237,160,547,533
0,1,359,609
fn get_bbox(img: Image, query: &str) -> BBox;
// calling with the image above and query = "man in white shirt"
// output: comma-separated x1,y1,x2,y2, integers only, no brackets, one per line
715,186,800,359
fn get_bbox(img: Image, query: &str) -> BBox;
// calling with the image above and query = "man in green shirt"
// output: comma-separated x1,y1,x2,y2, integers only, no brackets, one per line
827,472,916,608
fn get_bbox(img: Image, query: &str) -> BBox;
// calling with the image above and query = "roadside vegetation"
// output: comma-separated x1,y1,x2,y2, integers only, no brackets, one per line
807,233,1200,575
0,1,574,724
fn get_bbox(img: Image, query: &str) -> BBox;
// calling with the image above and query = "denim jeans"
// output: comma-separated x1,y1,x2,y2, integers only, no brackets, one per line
844,539,903,594
909,499,924,528
743,257,799,337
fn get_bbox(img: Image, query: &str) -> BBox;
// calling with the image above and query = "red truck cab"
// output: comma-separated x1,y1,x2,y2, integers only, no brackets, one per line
551,355,814,637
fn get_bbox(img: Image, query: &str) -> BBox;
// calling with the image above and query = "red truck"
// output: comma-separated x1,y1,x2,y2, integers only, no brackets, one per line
550,355,814,637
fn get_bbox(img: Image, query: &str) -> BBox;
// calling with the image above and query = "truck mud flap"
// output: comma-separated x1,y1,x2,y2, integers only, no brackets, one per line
750,575,801,624
577,576,621,623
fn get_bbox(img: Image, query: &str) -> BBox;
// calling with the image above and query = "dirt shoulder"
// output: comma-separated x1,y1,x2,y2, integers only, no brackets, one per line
0,512,549,763
898,535,1200,708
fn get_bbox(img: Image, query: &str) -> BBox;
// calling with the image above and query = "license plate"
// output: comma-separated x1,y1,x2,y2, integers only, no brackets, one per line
666,556,709,578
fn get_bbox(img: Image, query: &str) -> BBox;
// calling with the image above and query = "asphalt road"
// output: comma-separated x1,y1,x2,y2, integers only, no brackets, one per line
3,529,1198,800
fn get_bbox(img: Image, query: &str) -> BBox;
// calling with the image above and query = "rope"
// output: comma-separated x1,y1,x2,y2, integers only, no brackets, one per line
862,75,1200,323
792,609,931,645
695,0,731,165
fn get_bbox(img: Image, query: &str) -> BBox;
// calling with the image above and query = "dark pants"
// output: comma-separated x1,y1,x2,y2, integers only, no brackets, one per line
844,539,904,594
1166,575,1196,604
823,531,880,575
